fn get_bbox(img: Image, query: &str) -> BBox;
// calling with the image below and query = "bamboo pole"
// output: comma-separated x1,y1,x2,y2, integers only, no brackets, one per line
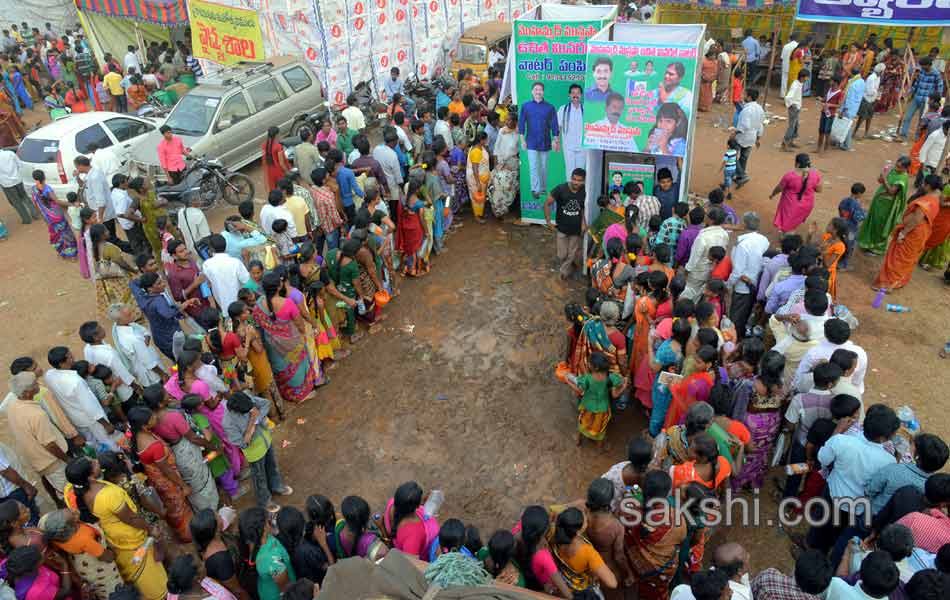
762,28,780,106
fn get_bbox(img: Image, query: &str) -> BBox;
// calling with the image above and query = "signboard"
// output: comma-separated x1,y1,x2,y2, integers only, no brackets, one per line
582,40,698,157
512,16,612,223
189,0,265,65
795,0,950,26
606,158,655,196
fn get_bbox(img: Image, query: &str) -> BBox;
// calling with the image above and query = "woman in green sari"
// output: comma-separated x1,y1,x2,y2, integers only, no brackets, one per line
325,238,372,342
129,177,167,260
858,156,911,254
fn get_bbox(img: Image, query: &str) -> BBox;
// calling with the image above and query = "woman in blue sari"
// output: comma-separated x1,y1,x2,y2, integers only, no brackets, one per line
647,318,692,437
31,170,77,259
8,66,32,110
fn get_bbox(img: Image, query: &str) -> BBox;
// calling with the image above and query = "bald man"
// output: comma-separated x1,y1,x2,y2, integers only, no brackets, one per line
713,542,752,600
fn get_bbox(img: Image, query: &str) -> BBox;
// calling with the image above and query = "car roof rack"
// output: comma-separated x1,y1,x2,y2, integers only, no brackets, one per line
207,61,275,87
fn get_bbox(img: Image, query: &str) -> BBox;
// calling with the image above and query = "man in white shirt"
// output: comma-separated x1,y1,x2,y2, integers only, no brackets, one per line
433,106,454,151
108,303,167,386
683,206,730,300
260,189,298,237
713,543,753,600
780,34,799,97
854,62,885,140
110,173,149,255
557,84,586,178
79,320,137,404
341,93,366,132
202,234,250,311
794,318,868,394
0,148,39,225
727,211,770,338
391,112,413,153
123,45,141,73
0,443,39,523
919,120,949,175
73,155,116,234
734,89,765,187
44,347,120,451
177,195,212,258
782,70,806,151
372,131,404,201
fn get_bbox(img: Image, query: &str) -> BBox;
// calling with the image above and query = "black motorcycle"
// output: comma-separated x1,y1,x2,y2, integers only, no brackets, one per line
156,156,254,210
290,101,340,139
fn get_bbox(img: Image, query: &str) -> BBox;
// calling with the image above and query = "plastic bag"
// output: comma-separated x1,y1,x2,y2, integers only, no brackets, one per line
830,116,852,144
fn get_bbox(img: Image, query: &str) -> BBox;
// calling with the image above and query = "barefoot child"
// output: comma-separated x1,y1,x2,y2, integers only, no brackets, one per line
837,182,866,270
810,217,848,302
565,352,627,448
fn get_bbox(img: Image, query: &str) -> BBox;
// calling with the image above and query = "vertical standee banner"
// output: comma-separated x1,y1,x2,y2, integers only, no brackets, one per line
582,40,698,157
512,5,615,223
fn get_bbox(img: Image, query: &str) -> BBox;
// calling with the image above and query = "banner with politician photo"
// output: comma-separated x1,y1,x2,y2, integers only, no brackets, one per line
581,40,699,158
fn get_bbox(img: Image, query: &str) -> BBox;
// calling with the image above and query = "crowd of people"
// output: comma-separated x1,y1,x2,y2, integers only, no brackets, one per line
2,14,950,600
0,20,202,124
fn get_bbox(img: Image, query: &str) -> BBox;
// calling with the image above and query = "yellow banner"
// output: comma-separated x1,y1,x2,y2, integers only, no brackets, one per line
188,0,264,65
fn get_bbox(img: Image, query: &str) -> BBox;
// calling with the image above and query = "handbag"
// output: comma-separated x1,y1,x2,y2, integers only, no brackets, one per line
830,115,852,144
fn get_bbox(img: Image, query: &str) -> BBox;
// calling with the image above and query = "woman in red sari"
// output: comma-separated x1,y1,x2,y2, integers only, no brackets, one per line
262,126,290,191
873,175,943,291
398,179,426,277
664,345,719,430
876,49,905,114
629,272,662,380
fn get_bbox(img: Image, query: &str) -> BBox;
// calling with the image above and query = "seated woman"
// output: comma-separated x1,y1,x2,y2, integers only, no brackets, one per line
380,482,439,561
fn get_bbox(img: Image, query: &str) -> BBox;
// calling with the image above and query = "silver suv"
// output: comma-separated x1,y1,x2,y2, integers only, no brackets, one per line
130,57,324,180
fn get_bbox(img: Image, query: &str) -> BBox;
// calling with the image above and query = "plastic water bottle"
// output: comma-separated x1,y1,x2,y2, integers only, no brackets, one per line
871,288,887,309
897,406,920,433
423,490,444,518
885,303,911,313
132,537,154,564
356,299,367,315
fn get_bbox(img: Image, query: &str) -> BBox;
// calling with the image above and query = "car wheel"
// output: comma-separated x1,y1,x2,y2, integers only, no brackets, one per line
222,173,254,206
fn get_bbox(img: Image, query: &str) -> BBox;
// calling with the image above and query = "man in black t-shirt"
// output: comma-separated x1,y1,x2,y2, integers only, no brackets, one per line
544,168,587,279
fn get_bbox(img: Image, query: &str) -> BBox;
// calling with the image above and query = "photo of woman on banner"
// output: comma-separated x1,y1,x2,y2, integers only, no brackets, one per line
558,84,586,178
647,102,688,157
652,61,693,117
586,57,615,102
518,82,560,200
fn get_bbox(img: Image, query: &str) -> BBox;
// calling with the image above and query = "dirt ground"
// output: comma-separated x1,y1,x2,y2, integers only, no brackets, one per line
2,95,950,584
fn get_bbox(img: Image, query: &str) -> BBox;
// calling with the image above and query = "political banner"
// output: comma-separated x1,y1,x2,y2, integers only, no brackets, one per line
795,0,950,27
188,0,265,65
582,40,698,157
512,16,612,223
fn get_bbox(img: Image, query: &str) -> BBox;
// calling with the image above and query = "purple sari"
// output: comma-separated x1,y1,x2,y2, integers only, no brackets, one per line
730,378,786,490
31,184,77,259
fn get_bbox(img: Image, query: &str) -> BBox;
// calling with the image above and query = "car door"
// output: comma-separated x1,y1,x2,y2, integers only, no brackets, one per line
211,90,256,169
245,76,290,152
102,116,156,173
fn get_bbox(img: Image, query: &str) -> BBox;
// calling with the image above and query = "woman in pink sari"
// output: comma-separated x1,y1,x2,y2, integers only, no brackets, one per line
769,153,822,233
0,545,73,600
77,207,95,279
31,170,77,259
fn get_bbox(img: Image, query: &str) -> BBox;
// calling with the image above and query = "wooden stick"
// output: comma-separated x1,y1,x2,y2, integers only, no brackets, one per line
762,28,779,106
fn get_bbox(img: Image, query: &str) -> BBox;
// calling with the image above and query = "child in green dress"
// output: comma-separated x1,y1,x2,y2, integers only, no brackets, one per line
565,352,627,449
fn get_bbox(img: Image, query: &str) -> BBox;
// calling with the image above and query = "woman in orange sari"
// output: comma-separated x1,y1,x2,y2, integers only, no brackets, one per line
664,345,720,430
873,175,943,291
670,432,731,493
629,271,666,379
698,51,718,112
810,217,848,301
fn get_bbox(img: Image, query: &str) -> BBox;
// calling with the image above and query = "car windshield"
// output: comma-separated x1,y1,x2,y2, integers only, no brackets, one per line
456,43,487,64
164,94,220,136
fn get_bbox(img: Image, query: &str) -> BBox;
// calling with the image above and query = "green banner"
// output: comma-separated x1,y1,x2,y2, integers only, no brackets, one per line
513,19,609,223
606,160,655,197
582,40,699,158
